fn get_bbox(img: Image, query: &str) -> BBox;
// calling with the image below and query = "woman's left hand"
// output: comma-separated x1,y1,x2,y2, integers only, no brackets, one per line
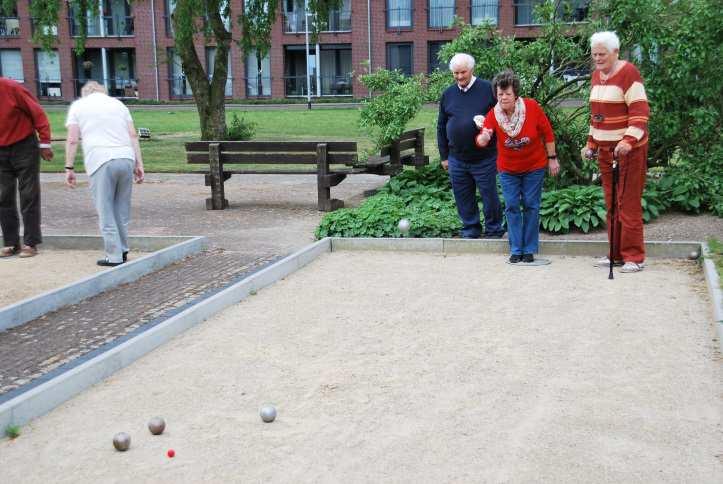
548,158,560,177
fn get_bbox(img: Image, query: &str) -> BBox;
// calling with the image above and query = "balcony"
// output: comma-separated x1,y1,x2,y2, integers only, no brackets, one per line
285,75,352,97
36,78,62,98
74,77,138,98
387,8,413,30
428,5,455,29
0,17,20,37
514,0,589,26
243,77,272,98
168,76,193,98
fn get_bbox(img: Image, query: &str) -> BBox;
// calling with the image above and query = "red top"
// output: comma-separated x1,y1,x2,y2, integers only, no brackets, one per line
0,77,51,147
480,98,554,174
588,61,649,148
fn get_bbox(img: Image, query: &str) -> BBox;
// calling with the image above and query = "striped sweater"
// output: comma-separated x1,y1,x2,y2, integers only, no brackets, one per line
588,61,649,148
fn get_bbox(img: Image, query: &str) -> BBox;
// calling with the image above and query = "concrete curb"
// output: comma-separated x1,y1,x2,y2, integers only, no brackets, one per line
0,235,207,332
330,237,701,258
700,243,723,354
0,238,330,431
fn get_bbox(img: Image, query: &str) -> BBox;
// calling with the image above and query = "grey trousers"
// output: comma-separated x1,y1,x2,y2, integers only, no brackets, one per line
89,158,134,263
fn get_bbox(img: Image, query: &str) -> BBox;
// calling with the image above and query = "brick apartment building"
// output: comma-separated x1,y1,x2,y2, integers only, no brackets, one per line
0,0,588,102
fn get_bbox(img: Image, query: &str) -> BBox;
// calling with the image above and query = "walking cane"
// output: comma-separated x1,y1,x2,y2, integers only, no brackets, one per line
608,154,619,280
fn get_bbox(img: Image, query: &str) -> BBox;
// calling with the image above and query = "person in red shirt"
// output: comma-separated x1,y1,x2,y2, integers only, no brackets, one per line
582,31,650,273
475,70,560,264
0,77,53,258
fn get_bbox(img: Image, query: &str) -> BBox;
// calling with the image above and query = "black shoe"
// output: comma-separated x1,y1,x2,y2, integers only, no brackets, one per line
97,258,124,267
483,232,505,239
122,251,128,262
509,254,522,263
522,253,534,263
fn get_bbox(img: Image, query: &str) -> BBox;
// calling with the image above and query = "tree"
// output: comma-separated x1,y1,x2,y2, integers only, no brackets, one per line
4,0,341,140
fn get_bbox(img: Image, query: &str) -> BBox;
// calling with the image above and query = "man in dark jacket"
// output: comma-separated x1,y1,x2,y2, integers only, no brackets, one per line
0,77,53,258
437,53,503,239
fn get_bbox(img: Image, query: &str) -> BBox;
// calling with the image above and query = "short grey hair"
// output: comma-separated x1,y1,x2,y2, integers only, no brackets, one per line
449,53,475,71
80,80,107,97
590,31,621,52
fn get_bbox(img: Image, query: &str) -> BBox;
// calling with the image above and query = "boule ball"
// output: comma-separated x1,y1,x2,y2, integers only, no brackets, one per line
113,432,131,451
148,417,166,435
398,218,411,234
260,404,277,423
689,250,699,260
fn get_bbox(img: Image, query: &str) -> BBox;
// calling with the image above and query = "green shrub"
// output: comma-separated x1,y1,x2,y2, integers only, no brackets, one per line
540,185,606,234
656,147,722,215
226,113,256,141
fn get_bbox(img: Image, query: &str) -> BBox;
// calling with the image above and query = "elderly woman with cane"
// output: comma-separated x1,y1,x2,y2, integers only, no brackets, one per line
583,31,650,273
475,70,560,264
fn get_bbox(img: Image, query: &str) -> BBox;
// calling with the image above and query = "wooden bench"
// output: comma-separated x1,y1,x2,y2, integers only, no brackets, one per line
185,128,429,212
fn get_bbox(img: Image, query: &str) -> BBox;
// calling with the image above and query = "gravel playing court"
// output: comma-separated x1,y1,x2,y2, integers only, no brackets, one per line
1,251,721,483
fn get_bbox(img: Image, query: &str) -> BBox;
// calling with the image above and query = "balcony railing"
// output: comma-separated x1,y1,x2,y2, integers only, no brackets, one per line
326,9,351,31
73,77,138,98
387,8,413,29
243,77,272,97
103,16,134,36
285,75,352,97
36,78,62,98
0,17,21,37
428,6,455,29
30,18,58,35
471,0,499,25
68,16,101,37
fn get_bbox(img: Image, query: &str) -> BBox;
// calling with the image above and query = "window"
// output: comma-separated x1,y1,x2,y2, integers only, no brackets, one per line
428,42,448,74
387,0,412,29
471,0,498,25
0,50,24,82
35,49,62,97
428,0,454,29
167,48,192,97
514,0,589,26
387,43,413,77
206,47,233,97
0,8,20,37
320,45,352,96
165,0,176,36
245,49,271,97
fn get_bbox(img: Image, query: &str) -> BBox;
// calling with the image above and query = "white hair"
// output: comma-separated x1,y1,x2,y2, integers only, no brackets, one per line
449,53,475,71
80,80,107,97
590,31,621,52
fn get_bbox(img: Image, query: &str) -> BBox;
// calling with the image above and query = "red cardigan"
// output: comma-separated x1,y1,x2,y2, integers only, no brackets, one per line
478,98,554,174
0,77,51,147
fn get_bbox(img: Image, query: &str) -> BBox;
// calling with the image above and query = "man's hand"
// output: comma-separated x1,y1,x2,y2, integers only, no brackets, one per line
40,148,53,161
441,159,448,171
65,169,76,188
134,163,145,184
548,158,560,177
614,140,632,158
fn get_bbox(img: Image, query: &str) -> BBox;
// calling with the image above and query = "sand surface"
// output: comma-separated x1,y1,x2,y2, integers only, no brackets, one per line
1,252,721,483
0,250,111,308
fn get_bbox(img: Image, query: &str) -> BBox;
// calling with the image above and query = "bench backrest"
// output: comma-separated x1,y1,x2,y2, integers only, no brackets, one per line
378,128,426,167
186,141,358,165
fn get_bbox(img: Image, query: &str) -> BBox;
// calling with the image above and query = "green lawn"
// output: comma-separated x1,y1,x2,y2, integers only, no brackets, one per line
44,107,440,173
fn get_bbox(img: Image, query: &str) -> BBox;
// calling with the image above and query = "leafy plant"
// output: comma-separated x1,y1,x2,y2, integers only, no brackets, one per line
226,113,257,141
540,185,606,234
4,424,20,439
657,147,723,215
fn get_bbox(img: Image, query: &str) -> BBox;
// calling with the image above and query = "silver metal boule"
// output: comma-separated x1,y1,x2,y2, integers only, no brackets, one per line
113,432,131,451
260,404,277,423
148,417,166,435
398,218,411,234
689,251,699,260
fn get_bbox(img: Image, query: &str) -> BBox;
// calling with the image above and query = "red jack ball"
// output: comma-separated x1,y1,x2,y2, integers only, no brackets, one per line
167,449,175,458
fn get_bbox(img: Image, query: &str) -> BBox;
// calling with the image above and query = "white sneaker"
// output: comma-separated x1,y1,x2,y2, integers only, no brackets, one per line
620,261,645,273
595,256,623,267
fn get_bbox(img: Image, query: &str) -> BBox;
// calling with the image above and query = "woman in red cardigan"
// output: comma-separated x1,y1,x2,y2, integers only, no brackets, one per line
475,70,559,263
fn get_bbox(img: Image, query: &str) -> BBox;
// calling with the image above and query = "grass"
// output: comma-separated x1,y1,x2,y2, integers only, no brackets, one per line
707,238,723,282
4,424,20,439
44,107,440,173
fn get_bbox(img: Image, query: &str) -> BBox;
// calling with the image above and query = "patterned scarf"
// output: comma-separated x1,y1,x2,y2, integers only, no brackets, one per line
494,97,526,139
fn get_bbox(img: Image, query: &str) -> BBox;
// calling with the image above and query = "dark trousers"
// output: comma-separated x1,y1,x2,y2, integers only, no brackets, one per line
0,134,42,248
448,154,504,238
